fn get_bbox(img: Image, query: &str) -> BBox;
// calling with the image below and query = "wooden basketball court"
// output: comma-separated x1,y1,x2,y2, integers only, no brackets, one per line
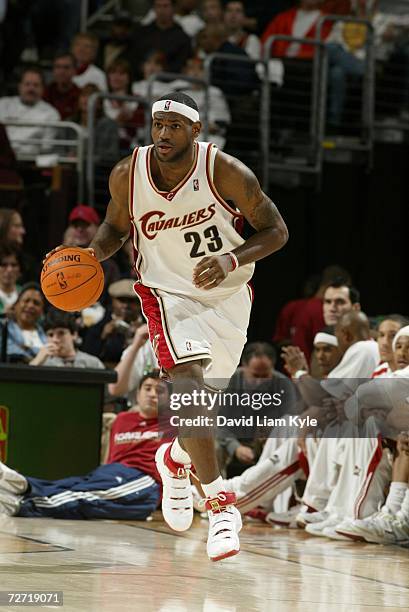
0,513,408,611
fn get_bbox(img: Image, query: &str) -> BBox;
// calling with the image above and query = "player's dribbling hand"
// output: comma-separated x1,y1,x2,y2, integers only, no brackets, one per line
192,255,233,290
43,245,96,264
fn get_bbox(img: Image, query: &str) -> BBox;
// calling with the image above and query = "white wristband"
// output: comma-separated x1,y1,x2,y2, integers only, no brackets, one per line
293,369,308,380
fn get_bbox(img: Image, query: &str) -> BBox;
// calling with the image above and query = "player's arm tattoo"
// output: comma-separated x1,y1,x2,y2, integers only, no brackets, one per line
216,154,289,266
89,218,129,262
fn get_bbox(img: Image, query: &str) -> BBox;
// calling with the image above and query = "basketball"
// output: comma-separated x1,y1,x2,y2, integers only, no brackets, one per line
40,247,104,312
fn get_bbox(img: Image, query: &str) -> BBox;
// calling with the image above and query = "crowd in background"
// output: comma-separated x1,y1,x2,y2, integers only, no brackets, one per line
0,0,409,545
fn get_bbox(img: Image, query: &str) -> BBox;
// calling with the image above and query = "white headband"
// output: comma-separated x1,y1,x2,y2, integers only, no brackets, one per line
392,325,409,351
152,100,200,123
314,332,338,347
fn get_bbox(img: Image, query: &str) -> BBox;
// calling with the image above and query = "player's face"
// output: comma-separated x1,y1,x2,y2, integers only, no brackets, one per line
203,0,223,23
314,343,340,375
137,377,160,417
377,319,401,363
323,286,353,325
15,289,44,328
8,212,26,244
152,113,199,162
393,336,409,371
46,327,76,357
19,72,43,105
0,255,20,287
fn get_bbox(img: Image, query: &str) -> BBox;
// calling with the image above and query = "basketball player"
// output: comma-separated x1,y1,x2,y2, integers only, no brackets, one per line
46,92,288,561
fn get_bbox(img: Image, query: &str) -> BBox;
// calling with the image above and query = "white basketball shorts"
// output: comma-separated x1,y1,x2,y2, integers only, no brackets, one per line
134,283,253,384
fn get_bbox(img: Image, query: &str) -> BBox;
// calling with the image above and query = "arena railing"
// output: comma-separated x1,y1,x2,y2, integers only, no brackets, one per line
316,15,375,166
86,92,149,207
2,120,86,201
203,53,266,182
262,36,328,191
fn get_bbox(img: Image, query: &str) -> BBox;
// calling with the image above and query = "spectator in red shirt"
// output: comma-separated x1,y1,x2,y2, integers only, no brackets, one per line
292,278,360,362
0,372,166,520
261,0,332,59
43,52,80,120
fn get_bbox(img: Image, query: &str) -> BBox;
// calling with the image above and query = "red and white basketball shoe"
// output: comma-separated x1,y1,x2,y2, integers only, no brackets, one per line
205,492,242,562
155,442,194,532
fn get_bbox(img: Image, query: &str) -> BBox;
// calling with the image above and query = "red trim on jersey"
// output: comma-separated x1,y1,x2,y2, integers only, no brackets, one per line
298,450,309,478
236,460,300,510
247,282,254,303
133,283,176,370
353,435,383,519
146,143,199,200
129,148,142,280
371,364,390,378
205,143,243,218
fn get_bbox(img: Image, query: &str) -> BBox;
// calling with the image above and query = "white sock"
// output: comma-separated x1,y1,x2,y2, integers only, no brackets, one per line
170,438,191,466
384,481,407,514
398,488,409,521
201,476,225,499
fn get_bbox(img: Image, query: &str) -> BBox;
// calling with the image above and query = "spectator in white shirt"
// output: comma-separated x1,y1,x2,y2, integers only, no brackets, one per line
0,67,60,157
71,32,107,91
169,56,231,148
224,0,261,60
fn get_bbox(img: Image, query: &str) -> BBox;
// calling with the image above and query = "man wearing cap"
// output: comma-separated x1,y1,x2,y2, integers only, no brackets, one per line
82,278,143,367
47,90,288,561
64,205,120,305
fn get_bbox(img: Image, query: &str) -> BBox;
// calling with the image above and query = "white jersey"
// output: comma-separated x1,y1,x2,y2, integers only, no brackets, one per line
129,141,254,301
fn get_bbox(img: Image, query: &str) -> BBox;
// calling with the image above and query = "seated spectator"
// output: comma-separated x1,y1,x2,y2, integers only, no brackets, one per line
63,205,120,305
134,0,192,75
175,0,204,38
261,0,332,59
29,309,104,368
66,84,120,164
0,243,21,314
224,0,261,60
131,51,170,100
142,0,204,38
202,0,224,26
0,66,60,156
43,52,80,120
0,123,23,202
82,279,143,368
217,342,301,477
282,329,341,380
0,207,39,284
71,32,107,91
292,275,358,363
108,324,158,399
6,282,46,363
0,372,163,520
99,11,136,72
197,24,258,95
104,59,144,152
169,57,231,148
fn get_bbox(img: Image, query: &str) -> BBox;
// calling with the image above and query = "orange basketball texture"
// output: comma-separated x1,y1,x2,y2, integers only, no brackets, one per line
41,247,104,312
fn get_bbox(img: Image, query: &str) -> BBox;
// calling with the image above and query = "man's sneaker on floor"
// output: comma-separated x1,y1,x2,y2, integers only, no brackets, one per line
205,492,241,562
244,507,268,523
305,515,340,537
296,507,329,528
390,513,409,544
335,510,396,544
266,504,302,528
322,519,357,541
155,442,194,532
334,518,367,542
